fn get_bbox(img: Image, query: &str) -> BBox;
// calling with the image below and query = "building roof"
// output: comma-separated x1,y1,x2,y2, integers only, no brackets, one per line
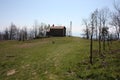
50,26,65,29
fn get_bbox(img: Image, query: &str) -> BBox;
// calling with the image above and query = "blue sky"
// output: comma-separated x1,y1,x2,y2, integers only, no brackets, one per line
0,0,115,36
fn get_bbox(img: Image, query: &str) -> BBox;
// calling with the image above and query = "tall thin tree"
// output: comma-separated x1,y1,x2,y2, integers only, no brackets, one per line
90,13,95,65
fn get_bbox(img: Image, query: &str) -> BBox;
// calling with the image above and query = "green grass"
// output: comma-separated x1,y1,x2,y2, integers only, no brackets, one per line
0,37,120,80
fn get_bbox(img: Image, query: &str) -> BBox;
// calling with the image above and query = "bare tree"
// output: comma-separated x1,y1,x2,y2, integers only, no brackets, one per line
110,13,120,39
90,13,95,65
94,9,98,40
101,27,109,50
4,28,9,40
114,0,120,14
82,19,90,39
24,27,28,40
19,27,28,41
38,23,44,38
101,8,110,51
9,23,17,40
33,20,38,38
98,10,102,54
29,28,34,40
110,0,120,39
0,32,3,40
41,23,47,37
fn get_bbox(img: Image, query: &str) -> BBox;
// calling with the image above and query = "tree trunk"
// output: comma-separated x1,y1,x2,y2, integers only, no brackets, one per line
117,33,119,40
90,34,93,65
96,21,98,40
99,34,101,54
99,17,102,55
103,35,105,51
87,28,89,39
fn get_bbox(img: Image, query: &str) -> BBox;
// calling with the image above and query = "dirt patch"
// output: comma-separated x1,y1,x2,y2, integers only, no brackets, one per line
7,69,16,76
21,64,30,69
44,71,48,74
110,49,120,54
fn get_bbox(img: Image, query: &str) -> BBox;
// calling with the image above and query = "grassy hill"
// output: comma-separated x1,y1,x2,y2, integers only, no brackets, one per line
0,37,120,80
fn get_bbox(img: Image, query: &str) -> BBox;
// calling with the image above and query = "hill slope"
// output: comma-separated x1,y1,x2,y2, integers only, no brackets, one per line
0,37,120,80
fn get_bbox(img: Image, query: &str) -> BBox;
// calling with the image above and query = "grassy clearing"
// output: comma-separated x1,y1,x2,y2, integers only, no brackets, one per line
0,37,120,80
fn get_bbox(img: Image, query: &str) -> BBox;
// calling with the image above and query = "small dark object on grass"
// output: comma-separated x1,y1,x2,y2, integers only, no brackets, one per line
6,55,15,57
52,41,55,44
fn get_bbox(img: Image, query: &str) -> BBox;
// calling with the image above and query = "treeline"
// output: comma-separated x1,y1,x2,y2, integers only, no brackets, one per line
0,20,73,41
82,1,120,64
0,22,50,41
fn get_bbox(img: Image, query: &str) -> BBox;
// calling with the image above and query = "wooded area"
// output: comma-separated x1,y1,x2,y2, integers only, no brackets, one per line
82,1,120,64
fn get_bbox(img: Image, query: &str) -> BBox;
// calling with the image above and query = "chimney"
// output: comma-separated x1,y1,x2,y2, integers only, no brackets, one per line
52,24,54,27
